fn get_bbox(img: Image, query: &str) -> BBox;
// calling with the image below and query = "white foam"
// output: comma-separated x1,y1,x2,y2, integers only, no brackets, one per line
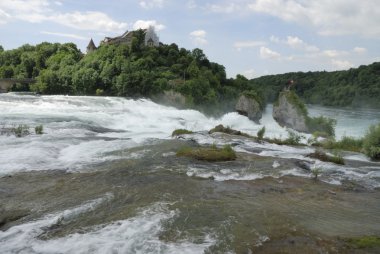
0,198,214,254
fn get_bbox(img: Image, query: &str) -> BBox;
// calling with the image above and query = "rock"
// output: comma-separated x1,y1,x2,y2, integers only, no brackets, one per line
235,95,262,122
272,91,309,132
151,90,187,109
0,209,29,229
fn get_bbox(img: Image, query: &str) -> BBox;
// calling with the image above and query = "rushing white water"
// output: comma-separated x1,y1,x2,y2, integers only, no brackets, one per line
0,195,214,254
0,93,379,179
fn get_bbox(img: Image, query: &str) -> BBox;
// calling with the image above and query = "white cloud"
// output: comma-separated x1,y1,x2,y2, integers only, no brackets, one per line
269,35,280,43
206,3,241,13
285,36,319,52
54,1,62,6
55,12,128,32
322,50,348,58
187,0,197,9
0,9,11,24
331,59,354,70
243,69,256,79
353,47,367,54
0,1,128,33
40,31,88,40
260,46,281,59
234,40,266,51
190,29,208,46
139,0,165,9
248,0,380,37
133,20,165,31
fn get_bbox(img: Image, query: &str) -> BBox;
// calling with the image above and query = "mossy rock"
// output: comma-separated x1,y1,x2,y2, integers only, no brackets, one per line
177,145,237,162
209,124,252,138
346,236,380,249
172,129,193,137
307,150,344,165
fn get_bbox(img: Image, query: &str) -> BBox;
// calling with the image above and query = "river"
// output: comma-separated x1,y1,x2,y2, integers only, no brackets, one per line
1,93,379,253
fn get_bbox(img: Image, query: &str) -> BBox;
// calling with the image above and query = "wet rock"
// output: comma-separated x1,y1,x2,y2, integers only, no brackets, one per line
273,91,309,132
295,161,314,171
235,95,262,122
0,209,29,229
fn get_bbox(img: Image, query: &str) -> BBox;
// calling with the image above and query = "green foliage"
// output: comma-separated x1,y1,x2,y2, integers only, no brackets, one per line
311,167,322,181
306,116,336,137
247,62,380,108
171,129,193,137
346,236,380,249
362,123,380,160
322,136,363,152
209,124,252,138
257,126,265,140
307,149,344,165
284,90,308,116
35,125,43,135
284,129,304,145
242,90,265,110
0,40,265,115
12,124,30,137
177,144,236,162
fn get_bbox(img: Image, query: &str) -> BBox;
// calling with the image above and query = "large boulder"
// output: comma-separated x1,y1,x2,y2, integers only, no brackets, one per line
235,95,262,122
151,90,187,108
273,91,309,132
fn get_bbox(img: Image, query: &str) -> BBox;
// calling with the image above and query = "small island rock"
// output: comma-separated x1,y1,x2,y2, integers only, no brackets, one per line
235,95,262,122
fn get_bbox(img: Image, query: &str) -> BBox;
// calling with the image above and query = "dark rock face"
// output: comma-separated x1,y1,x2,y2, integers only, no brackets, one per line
273,92,309,132
235,95,262,122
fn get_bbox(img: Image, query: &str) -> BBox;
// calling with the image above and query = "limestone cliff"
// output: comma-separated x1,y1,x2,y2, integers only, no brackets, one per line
235,95,262,122
272,91,309,132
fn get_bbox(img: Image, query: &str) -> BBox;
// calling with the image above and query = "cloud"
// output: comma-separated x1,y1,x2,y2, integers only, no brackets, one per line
234,40,266,51
331,59,354,70
260,46,281,59
187,0,197,9
248,0,380,37
0,9,11,24
322,50,348,58
139,0,165,9
55,12,128,32
243,69,256,79
0,0,128,33
271,35,319,52
353,47,367,54
40,31,88,40
206,3,242,13
190,30,208,46
133,20,165,31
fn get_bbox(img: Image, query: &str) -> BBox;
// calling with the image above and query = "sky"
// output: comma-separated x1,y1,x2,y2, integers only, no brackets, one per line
0,0,379,78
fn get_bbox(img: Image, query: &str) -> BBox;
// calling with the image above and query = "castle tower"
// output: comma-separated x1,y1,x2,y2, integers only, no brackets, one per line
86,38,97,53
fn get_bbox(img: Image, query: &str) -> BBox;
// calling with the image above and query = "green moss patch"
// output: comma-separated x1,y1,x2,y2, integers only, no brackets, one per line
346,236,380,249
177,145,237,162
171,129,194,137
307,150,344,165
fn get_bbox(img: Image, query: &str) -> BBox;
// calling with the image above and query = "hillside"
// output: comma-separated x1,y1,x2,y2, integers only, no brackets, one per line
248,62,380,108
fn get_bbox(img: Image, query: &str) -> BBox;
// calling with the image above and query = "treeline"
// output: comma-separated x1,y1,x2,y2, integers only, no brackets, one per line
248,63,380,108
0,30,260,115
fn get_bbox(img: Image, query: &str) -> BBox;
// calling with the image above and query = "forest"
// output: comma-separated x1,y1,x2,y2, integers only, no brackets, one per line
0,29,379,112
248,62,380,108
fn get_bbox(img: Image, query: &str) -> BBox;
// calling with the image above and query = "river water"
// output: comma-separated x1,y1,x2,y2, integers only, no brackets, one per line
1,94,379,253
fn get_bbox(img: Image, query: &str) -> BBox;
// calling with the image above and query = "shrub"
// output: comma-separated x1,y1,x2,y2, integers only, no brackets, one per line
307,149,344,165
322,136,363,152
362,123,380,160
95,88,104,96
257,126,265,140
12,124,30,137
306,116,336,138
209,124,251,138
35,125,44,135
177,144,236,161
347,236,380,249
242,90,265,110
284,91,308,117
172,129,193,137
284,129,304,145
311,167,322,181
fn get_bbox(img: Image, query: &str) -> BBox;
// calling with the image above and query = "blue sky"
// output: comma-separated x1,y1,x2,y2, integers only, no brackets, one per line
0,0,379,78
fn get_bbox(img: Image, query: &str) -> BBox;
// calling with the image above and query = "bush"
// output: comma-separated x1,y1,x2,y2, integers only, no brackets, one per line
177,144,237,161
257,126,265,140
307,149,344,165
242,90,265,110
209,124,251,138
12,124,30,137
95,88,104,96
347,236,380,249
362,124,380,160
311,167,322,181
172,129,193,137
322,136,363,152
35,125,43,135
284,129,304,145
306,116,336,137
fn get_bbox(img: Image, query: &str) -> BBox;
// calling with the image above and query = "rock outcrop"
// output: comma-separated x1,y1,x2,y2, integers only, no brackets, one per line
273,91,309,132
235,95,262,122
151,90,187,108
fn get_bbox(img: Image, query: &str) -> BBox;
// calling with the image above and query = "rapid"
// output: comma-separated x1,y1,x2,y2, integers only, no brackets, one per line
1,93,379,253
